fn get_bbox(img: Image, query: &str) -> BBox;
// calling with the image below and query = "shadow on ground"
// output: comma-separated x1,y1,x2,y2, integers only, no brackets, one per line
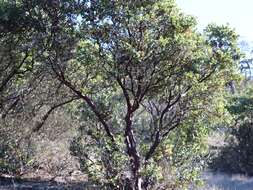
0,176,99,190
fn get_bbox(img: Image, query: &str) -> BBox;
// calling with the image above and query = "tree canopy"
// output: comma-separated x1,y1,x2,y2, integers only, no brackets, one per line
0,0,241,189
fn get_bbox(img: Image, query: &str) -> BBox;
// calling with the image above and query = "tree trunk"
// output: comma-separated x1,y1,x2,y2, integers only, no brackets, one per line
124,112,143,190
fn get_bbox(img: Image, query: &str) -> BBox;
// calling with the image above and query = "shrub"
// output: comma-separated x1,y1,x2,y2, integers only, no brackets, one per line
210,87,253,176
0,133,34,175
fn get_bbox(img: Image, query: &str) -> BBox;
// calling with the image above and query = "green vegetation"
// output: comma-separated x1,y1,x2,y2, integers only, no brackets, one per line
0,0,249,190
210,84,253,176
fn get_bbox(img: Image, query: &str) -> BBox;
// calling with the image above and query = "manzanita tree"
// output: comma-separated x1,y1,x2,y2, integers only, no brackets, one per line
0,0,241,189
53,1,240,189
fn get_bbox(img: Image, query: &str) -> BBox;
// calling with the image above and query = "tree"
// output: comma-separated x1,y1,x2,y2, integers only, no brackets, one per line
0,0,240,189
0,0,82,175
0,0,82,113
53,1,240,189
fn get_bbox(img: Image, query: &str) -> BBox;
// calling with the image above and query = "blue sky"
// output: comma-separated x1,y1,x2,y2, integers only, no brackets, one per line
177,0,253,41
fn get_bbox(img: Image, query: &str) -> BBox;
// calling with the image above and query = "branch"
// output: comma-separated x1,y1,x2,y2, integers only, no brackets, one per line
116,77,132,110
1,97,20,119
145,131,160,161
32,97,79,132
0,52,29,92
49,58,116,143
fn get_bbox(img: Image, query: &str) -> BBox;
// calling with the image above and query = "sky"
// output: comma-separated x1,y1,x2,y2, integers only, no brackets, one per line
176,0,253,41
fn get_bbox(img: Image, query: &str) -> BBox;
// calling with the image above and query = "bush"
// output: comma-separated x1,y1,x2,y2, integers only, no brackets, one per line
0,119,35,176
70,115,209,189
210,123,253,176
210,87,253,176
0,134,33,175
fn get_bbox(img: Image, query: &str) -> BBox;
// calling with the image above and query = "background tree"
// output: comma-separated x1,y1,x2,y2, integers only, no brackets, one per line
0,0,82,176
210,84,253,176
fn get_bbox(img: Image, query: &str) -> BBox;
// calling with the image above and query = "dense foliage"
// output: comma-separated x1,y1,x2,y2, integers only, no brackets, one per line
211,85,253,176
0,0,241,189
